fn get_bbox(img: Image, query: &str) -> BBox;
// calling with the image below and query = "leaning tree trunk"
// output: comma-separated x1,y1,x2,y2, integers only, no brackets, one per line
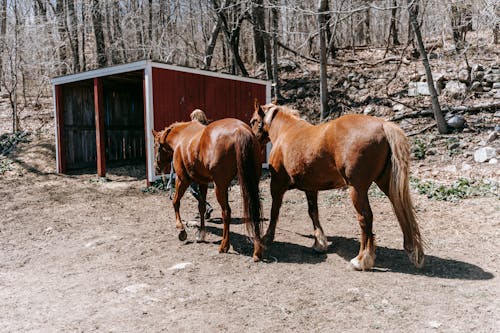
252,0,266,63
204,16,222,70
407,0,448,134
318,0,329,120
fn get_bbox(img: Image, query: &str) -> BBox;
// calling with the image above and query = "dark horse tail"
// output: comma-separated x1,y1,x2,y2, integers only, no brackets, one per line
234,131,263,246
383,121,425,268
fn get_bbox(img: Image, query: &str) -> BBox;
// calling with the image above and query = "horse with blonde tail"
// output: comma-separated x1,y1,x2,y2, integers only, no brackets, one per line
250,101,424,270
153,116,264,261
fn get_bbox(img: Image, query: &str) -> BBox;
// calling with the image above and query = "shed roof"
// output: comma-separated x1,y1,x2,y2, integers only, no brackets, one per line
51,60,269,86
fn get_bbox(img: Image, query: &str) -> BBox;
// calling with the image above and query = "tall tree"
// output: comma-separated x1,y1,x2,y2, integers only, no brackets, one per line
67,0,80,72
318,0,329,120
407,0,447,134
204,16,222,70
92,0,107,67
252,0,265,63
55,0,68,75
0,0,6,92
389,0,401,46
271,0,279,97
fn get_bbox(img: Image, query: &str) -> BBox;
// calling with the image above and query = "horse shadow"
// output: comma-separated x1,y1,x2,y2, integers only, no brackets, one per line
201,223,493,280
325,235,494,280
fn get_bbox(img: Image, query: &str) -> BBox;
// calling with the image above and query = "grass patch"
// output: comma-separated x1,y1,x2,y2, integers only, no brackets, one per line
0,158,13,175
410,177,498,201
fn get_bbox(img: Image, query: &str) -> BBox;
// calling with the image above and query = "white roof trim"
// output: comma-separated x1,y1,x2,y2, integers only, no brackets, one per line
51,60,270,86
151,62,270,86
51,60,148,85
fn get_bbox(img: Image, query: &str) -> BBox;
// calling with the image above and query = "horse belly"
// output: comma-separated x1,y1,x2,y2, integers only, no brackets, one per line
289,163,346,191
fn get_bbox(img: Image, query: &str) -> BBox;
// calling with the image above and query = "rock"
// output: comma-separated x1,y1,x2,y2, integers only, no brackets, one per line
472,64,484,72
494,91,500,99
297,87,306,98
408,82,430,96
489,158,498,164
474,147,497,163
278,58,298,72
363,105,375,115
359,78,366,85
473,71,485,81
470,81,482,92
347,72,357,81
484,73,500,83
410,73,421,81
486,131,497,143
168,262,193,270
483,86,491,92
493,82,500,89
446,115,466,129
393,104,405,112
461,163,472,171
444,81,467,98
458,68,469,83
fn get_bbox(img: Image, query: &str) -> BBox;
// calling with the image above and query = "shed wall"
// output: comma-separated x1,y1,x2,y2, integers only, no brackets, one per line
151,68,266,130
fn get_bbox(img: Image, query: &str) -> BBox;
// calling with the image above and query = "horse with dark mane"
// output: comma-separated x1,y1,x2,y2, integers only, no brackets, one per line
153,117,263,261
250,101,425,270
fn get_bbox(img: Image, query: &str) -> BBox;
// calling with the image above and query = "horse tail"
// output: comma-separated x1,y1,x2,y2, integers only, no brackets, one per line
235,131,263,242
383,121,425,268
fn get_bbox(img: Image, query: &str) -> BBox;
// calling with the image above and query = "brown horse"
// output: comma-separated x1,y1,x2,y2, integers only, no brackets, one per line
250,102,425,270
152,117,263,261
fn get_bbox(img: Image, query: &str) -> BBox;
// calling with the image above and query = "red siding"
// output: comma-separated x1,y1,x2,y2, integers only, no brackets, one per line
152,68,266,130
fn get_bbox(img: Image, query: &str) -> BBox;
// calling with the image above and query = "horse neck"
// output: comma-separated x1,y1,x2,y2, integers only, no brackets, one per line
268,111,311,142
167,122,200,149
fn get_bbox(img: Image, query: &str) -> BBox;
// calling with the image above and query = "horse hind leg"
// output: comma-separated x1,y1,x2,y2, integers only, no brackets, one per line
195,184,208,242
305,191,328,253
172,178,189,241
349,186,376,271
376,171,425,268
214,184,231,253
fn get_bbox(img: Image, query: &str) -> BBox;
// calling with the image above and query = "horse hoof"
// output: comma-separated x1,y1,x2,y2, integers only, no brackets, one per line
350,257,362,271
408,249,425,269
178,230,187,241
261,234,274,246
195,230,206,242
252,254,261,262
312,242,328,253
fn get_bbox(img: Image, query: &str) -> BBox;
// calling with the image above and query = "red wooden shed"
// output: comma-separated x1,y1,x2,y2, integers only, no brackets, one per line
51,60,271,184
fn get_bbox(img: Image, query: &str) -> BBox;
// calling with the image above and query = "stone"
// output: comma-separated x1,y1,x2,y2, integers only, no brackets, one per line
493,82,500,89
393,104,405,112
444,81,467,98
446,115,466,129
297,87,306,98
474,71,485,81
486,131,497,143
470,81,482,92
494,90,500,99
484,73,500,83
458,68,469,83
461,163,472,171
363,105,375,115
474,147,497,163
489,158,498,164
278,58,298,71
472,64,484,72
408,82,430,96
359,78,366,85
347,72,357,81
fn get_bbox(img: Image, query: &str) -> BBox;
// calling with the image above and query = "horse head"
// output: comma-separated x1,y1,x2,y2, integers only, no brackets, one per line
152,126,174,174
250,99,279,146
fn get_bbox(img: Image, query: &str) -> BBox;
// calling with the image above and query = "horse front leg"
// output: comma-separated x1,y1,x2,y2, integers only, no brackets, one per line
215,185,231,253
305,191,328,253
172,178,189,241
195,183,208,242
349,186,375,271
262,178,287,246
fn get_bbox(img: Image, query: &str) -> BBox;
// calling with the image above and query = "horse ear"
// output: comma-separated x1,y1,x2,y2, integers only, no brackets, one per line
152,129,158,137
263,106,278,125
257,105,265,118
159,127,172,144
253,98,260,111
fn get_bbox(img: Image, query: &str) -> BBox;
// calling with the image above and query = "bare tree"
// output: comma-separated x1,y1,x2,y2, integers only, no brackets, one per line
407,0,447,134
0,0,6,93
318,0,329,120
92,0,107,68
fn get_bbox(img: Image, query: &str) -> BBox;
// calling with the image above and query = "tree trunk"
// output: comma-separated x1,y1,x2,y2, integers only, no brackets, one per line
407,0,447,134
67,0,80,72
389,0,400,45
113,2,126,62
55,0,68,75
495,23,500,44
0,0,6,93
204,17,222,70
252,0,265,63
92,0,107,67
271,0,280,99
365,3,372,46
318,0,329,120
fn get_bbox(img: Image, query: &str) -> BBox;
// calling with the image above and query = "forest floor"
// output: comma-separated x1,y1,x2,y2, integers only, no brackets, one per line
1,44,499,332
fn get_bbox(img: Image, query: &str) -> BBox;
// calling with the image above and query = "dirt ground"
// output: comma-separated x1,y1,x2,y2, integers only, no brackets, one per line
0,134,498,333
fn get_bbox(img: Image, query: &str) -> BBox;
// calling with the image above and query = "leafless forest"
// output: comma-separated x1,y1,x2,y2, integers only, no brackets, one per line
0,0,498,132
